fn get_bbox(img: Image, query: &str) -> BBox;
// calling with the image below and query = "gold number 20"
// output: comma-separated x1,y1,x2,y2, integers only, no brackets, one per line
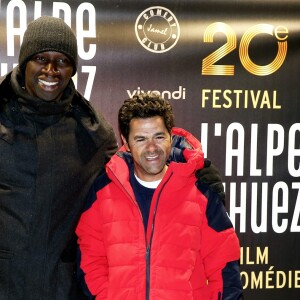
202,22,288,76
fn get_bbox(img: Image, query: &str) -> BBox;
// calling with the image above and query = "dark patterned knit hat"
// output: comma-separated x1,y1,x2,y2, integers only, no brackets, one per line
19,16,78,75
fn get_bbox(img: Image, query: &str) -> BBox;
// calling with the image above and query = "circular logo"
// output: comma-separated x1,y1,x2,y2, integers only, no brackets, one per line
135,6,180,53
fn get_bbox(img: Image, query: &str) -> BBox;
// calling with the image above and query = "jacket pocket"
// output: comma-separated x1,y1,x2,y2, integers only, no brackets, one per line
0,249,13,300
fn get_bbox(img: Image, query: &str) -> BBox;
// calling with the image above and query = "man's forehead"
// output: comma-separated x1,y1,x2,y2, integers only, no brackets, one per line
129,117,168,134
34,51,69,57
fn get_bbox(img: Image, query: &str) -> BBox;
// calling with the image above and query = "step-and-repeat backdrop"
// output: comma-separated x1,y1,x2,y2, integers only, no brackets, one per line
1,1,299,299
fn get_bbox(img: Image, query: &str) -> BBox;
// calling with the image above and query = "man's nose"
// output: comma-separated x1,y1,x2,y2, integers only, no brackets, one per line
43,62,59,74
145,138,158,149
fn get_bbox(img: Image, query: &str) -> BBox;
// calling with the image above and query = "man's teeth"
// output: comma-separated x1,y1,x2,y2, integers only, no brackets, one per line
146,155,159,160
39,79,58,86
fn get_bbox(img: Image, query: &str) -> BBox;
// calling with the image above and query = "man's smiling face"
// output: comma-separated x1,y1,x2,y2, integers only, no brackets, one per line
122,116,172,182
25,51,74,102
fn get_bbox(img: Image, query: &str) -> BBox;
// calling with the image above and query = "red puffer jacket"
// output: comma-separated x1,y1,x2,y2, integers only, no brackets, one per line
76,127,242,300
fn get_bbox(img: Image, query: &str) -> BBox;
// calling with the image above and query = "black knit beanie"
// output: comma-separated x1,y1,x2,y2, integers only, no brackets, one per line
19,16,78,75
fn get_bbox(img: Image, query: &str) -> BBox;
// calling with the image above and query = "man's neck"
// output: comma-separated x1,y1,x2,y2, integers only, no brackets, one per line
134,174,161,189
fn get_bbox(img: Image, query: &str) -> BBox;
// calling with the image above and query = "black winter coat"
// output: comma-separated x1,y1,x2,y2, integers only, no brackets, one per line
0,68,118,300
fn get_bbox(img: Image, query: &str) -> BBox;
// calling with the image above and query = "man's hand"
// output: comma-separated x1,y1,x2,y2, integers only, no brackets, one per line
195,159,225,205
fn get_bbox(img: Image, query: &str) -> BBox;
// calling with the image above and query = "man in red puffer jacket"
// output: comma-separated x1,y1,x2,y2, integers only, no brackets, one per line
76,92,243,300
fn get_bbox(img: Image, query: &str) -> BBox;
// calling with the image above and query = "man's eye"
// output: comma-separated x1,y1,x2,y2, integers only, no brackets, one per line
34,56,45,61
136,138,145,143
58,57,71,65
155,136,165,141
57,58,67,64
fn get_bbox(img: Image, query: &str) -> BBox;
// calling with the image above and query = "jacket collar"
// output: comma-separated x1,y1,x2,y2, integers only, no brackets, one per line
0,67,107,149
10,66,74,116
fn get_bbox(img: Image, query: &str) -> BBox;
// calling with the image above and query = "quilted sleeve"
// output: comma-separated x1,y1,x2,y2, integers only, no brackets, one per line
197,182,243,299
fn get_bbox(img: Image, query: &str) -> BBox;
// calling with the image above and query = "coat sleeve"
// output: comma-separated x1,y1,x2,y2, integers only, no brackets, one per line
197,182,243,300
76,192,108,299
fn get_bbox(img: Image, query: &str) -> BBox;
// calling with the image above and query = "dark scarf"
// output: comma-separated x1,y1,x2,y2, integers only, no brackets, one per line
10,67,74,116
2,67,104,149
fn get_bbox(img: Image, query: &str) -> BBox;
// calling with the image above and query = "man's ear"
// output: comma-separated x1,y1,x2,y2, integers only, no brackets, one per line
121,135,130,152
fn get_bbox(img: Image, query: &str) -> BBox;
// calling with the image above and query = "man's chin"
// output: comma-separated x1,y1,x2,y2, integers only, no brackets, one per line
38,92,62,102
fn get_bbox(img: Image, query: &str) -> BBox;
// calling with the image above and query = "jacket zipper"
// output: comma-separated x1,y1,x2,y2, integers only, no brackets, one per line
145,246,150,300
145,172,173,300
108,165,173,300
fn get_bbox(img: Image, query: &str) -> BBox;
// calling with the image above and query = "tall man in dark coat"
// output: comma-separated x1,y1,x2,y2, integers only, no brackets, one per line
0,16,118,299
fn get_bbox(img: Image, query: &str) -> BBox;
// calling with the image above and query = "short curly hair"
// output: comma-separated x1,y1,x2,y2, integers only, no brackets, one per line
118,92,175,142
